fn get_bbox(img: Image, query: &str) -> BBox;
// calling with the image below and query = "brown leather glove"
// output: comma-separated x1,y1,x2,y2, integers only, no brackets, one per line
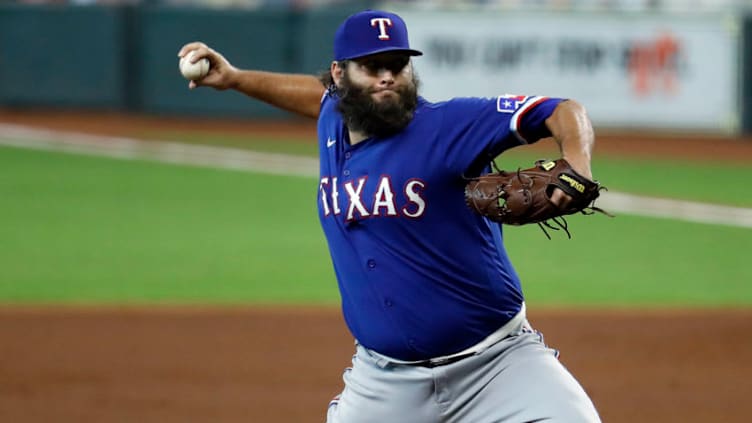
464,159,610,238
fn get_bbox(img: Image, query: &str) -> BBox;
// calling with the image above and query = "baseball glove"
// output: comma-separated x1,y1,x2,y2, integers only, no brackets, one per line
464,158,611,238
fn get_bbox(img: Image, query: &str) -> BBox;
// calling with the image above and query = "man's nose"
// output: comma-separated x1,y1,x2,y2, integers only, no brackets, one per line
377,68,395,84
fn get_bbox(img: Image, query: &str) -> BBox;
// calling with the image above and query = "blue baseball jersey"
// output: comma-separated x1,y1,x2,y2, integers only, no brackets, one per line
317,92,562,361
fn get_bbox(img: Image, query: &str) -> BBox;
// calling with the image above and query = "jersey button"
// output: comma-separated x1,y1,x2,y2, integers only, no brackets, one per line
384,299,393,307
367,259,376,269
345,152,351,159
343,169,351,176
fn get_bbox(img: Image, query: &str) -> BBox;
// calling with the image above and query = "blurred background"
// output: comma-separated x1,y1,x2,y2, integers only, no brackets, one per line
0,0,750,133
1,0,750,305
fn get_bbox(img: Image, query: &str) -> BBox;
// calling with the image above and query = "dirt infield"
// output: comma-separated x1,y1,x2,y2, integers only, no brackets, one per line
1,110,751,422
1,307,750,423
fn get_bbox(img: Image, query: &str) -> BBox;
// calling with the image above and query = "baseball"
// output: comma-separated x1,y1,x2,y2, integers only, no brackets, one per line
179,51,210,81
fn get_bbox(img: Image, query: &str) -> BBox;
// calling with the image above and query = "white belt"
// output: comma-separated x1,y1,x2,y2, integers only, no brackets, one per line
367,302,527,367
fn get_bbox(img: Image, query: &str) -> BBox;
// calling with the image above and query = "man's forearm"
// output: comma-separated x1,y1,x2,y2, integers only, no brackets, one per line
231,71,326,119
545,100,595,179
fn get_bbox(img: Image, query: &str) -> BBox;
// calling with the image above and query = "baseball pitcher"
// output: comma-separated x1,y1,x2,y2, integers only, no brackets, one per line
179,9,603,422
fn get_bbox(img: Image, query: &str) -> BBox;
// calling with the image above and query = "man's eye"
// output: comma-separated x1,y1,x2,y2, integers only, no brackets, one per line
361,58,408,73
389,59,409,72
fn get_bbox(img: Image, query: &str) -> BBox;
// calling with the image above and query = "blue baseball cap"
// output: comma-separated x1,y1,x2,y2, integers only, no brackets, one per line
334,10,423,61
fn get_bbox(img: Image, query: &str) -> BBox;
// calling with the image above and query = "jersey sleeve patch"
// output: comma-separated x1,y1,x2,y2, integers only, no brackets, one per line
508,96,550,144
496,95,530,114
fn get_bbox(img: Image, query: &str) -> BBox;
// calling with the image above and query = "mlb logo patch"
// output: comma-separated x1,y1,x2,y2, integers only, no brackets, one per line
496,95,529,113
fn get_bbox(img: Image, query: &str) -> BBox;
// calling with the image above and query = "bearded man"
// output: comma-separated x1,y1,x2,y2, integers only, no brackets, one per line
179,9,601,423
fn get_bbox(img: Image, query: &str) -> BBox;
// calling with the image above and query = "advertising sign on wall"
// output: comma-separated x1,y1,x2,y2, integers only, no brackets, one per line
397,11,740,131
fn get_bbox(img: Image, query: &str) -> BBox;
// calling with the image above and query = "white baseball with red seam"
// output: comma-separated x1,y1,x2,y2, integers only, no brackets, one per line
179,51,210,80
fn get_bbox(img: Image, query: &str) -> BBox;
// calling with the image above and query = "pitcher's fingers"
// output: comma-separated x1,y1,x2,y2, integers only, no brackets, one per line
188,47,214,64
550,188,573,209
178,42,207,58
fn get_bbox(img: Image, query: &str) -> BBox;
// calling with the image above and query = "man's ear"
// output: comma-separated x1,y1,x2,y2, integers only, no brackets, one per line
331,61,344,86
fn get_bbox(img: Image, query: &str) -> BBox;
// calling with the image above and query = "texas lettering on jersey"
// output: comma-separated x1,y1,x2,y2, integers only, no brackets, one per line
319,176,427,221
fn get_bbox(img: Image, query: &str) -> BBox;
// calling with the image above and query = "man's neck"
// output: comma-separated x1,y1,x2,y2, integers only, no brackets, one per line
349,129,369,145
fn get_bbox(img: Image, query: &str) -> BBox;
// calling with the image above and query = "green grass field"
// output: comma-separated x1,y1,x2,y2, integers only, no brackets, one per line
146,130,752,206
1,135,750,307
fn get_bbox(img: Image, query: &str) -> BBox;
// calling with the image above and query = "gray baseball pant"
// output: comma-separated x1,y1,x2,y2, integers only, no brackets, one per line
326,320,600,423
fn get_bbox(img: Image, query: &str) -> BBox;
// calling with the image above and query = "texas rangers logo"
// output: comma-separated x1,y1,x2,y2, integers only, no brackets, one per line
496,94,529,114
371,18,393,40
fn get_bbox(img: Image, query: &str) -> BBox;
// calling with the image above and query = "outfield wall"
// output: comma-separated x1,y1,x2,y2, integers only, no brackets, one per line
0,5,127,109
0,4,750,134
395,10,741,133
0,4,357,118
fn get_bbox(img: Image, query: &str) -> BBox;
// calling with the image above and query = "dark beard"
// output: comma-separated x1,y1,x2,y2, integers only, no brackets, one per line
336,72,420,138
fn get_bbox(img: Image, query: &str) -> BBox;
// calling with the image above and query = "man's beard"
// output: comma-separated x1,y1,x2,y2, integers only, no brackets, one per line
336,72,420,138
